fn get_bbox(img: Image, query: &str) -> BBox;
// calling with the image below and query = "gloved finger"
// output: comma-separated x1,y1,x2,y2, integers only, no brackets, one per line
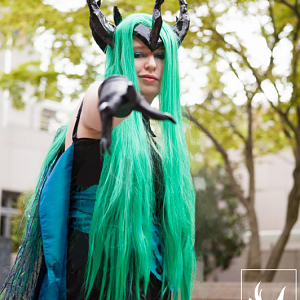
99,108,113,155
99,95,120,115
135,94,176,124
100,94,133,118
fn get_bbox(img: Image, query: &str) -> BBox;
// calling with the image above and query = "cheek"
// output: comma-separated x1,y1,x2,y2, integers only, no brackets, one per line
134,59,142,74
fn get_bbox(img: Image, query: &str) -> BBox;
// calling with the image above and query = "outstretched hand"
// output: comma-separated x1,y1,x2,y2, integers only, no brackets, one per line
98,75,176,154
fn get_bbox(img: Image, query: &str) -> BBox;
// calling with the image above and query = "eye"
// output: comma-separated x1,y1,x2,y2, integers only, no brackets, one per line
154,53,165,60
134,52,145,58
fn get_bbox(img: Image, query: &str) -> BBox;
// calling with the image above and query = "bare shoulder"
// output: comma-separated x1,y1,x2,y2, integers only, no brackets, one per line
64,81,131,151
64,82,102,150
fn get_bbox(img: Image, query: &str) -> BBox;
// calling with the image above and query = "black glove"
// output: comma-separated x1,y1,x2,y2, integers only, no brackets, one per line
98,75,176,154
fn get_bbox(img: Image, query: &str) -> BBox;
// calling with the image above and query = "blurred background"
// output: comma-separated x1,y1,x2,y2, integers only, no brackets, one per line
0,0,300,298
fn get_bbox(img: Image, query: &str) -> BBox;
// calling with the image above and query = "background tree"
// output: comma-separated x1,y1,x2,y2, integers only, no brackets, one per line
194,165,246,280
184,0,299,281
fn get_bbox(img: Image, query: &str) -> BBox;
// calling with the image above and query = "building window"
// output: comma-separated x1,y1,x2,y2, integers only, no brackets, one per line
0,216,7,237
0,190,21,238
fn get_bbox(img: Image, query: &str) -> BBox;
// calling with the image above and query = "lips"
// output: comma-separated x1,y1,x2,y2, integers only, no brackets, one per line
140,74,158,83
140,74,158,80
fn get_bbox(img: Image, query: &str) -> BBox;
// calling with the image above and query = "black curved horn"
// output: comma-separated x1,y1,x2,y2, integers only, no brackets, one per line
150,0,165,50
113,6,123,26
87,0,115,52
172,0,190,46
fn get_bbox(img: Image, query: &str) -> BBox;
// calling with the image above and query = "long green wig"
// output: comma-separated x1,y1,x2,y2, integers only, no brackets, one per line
84,14,196,300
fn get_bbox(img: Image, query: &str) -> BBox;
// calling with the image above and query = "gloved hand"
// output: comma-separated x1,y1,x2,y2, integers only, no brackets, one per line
98,75,176,154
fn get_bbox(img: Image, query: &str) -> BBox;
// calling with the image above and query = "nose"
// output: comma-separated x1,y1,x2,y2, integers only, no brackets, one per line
145,54,156,71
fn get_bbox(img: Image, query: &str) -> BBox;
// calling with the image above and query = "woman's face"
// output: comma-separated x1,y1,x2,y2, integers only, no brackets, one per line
133,36,165,104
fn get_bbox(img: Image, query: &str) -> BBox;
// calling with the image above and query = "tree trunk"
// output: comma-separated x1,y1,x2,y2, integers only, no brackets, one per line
245,203,261,281
244,100,261,282
261,163,300,281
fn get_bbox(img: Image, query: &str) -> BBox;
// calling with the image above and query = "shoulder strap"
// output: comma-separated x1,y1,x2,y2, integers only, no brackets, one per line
72,101,84,141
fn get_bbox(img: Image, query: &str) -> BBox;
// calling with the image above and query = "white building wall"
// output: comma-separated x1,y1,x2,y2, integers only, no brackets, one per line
0,98,58,237
236,149,300,246
254,151,297,231
0,38,65,238
1,123,54,192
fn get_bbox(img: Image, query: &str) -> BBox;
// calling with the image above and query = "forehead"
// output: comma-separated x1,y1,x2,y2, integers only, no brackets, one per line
132,36,164,51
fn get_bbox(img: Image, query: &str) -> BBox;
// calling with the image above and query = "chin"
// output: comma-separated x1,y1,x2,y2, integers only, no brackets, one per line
141,89,159,100
143,94,159,103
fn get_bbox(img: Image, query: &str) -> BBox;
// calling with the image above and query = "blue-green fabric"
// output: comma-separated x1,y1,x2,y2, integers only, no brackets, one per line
38,144,74,300
151,216,164,281
69,185,165,281
69,185,98,234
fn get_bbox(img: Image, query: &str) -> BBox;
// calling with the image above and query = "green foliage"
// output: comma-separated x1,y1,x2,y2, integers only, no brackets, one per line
0,0,105,108
10,192,32,253
183,0,295,165
194,165,246,278
0,61,61,108
184,115,205,174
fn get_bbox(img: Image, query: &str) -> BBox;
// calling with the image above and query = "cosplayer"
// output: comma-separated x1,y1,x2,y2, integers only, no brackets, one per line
0,0,196,299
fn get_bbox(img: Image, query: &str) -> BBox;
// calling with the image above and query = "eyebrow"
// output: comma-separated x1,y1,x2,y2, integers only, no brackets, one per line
133,45,146,50
133,45,165,52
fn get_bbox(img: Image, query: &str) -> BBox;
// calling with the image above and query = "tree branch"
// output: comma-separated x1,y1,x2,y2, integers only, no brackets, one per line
268,0,280,42
210,26,263,86
266,0,283,79
245,98,255,205
290,18,300,126
209,24,298,135
226,58,260,101
274,0,300,18
183,108,248,209
198,103,247,142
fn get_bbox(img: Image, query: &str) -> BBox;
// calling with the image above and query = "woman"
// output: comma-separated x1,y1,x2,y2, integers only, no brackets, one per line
0,1,196,300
